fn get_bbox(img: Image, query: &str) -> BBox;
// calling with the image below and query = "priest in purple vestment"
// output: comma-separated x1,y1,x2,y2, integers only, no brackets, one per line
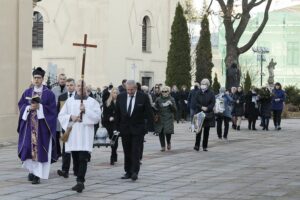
17,67,58,184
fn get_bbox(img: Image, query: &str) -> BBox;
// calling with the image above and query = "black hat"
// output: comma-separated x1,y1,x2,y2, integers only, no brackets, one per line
32,67,45,77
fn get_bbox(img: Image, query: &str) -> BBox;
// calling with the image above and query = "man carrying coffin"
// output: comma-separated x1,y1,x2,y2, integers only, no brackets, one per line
17,67,58,184
58,80,101,193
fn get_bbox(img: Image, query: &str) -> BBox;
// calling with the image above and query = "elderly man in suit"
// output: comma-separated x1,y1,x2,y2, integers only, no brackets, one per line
116,80,153,181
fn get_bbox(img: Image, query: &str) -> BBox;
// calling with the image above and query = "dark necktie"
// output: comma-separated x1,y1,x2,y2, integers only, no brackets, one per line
69,93,72,97
127,96,134,116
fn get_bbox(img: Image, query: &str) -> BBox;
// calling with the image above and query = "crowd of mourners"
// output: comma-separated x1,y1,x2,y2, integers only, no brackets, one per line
17,68,286,193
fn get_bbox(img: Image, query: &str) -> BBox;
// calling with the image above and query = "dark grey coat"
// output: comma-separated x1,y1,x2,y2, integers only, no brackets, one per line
154,96,177,134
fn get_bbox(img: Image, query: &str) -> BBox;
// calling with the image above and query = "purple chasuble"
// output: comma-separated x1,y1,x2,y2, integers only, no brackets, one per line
17,85,58,163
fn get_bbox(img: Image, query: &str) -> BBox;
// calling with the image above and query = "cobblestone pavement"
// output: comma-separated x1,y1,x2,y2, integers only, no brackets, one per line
0,119,300,200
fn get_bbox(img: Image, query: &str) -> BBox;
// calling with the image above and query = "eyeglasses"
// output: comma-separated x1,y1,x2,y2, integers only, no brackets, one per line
155,87,159,89
161,91,168,93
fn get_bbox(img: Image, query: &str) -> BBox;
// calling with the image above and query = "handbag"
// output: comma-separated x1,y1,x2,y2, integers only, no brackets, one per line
154,113,160,123
205,112,215,120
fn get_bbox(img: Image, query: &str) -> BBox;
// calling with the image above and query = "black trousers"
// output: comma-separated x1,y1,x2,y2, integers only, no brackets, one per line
72,151,90,183
56,131,62,158
216,116,230,139
61,142,71,173
159,132,171,147
273,110,282,127
195,127,210,149
261,116,270,129
248,119,257,130
109,133,119,161
121,134,143,175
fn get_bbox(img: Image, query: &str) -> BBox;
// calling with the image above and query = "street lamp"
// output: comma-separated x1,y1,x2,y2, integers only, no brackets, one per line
252,46,269,86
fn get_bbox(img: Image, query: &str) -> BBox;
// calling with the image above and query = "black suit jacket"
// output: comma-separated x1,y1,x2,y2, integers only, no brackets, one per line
116,91,154,136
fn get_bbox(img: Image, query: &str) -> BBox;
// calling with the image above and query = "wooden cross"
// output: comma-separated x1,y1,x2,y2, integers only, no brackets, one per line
73,34,97,80
61,34,97,142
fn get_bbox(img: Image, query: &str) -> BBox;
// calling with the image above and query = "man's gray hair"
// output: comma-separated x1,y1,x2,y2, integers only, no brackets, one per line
126,80,136,86
201,78,210,86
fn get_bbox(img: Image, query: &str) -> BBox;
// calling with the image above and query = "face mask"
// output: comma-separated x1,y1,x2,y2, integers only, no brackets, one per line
200,85,207,90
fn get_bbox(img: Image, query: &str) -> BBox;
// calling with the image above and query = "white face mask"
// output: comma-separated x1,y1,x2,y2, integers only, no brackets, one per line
200,84,208,90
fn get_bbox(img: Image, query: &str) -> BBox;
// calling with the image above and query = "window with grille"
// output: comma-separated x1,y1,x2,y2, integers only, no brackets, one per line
142,16,151,52
32,11,43,48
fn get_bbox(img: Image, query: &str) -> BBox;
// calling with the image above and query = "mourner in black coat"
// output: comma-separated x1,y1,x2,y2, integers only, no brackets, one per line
102,88,119,165
245,87,259,130
116,80,154,181
194,79,215,152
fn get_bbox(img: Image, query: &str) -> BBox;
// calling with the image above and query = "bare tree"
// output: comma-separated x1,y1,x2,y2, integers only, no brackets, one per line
207,0,272,88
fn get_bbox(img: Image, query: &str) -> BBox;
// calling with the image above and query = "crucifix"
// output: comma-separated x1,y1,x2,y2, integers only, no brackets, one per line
61,34,97,142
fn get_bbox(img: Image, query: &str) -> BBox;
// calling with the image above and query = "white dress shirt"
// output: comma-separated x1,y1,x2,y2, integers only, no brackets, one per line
126,92,137,116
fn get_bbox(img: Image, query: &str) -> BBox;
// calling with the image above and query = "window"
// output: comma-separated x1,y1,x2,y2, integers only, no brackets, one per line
142,16,151,52
287,42,299,65
32,11,43,48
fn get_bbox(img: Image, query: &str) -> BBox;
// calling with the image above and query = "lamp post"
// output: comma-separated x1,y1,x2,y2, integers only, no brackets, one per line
252,46,269,86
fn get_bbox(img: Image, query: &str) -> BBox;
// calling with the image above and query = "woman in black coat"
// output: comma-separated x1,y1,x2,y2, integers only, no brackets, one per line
258,87,272,131
245,86,259,130
179,85,189,122
194,79,216,152
232,86,245,130
102,88,119,165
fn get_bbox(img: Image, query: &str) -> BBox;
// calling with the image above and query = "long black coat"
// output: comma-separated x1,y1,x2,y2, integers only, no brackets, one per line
102,101,117,138
245,92,259,120
195,89,216,127
232,92,245,117
259,97,272,118
116,91,154,136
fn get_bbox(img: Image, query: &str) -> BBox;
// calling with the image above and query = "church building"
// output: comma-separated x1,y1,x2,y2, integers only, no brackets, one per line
32,0,180,88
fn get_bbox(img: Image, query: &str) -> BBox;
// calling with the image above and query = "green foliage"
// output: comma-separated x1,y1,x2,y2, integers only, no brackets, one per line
195,14,214,84
243,71,252,93
212,73,221,94
166,3,191,89
284,85,300,107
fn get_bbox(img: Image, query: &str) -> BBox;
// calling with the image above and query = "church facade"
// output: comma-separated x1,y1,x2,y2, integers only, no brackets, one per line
32,0,180,89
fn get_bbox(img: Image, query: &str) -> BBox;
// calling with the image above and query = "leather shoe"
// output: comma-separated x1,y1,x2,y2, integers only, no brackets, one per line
32,176,40,184
57,170,69,178
131,173,138,181
121,173,131,179
72,182,85,193
28,173,34,181
194,146,199,151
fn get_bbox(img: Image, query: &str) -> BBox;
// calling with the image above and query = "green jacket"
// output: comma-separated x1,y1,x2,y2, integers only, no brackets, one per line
154,96,177,134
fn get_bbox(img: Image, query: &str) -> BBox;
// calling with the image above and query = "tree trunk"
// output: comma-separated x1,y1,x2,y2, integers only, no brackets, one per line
225,44,241,90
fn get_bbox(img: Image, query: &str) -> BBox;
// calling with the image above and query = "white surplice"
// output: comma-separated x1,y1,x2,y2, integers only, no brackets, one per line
58,96,101,152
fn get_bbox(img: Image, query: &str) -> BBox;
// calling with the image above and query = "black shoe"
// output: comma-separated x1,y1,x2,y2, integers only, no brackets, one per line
121,173,131,179
72,182,85,193
233,125,237,130
32,176,40,184
203,148,208,152
277,126,281,130
237,126,240,130
194,146,199,151
57,170,69,178
131,173,138,181
28,173,34,181
248,125,251,130
110,157,115,165
252,127,257,131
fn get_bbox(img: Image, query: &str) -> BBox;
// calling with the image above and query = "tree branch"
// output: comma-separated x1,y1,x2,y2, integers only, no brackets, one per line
206,0,214,14
238,0,272,54
216,0,227,14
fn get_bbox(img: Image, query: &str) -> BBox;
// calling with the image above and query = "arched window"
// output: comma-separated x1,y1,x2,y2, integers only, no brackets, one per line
142,16,151,52
32,11,43,48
